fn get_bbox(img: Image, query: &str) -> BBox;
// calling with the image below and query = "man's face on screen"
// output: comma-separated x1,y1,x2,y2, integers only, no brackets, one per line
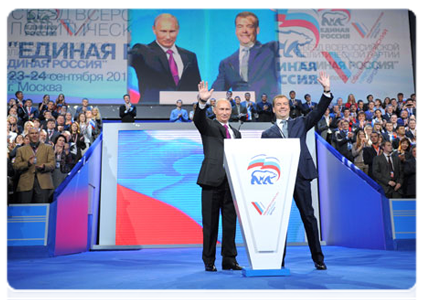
153,17,179,48
235,16,259,47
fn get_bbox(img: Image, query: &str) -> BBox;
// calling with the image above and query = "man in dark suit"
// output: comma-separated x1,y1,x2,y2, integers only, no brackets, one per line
194,81,242,272
129,13,201,104
261,71,332,270
373,140,403,198
302,94,318,115
230,96,248,122
289,90,307,119
334,119,355,162
45,119,60,146
211,11,280,100
119,94,137,123
404,145,420,198
363,132,382,180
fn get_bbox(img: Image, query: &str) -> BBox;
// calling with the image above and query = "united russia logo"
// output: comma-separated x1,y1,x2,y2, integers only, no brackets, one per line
247,154,281,185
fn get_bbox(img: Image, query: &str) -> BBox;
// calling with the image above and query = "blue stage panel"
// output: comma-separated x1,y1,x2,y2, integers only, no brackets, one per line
8,205,49,246
391,199,416,240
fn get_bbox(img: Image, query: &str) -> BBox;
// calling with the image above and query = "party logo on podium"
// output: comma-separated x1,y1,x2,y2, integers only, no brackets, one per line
247,154,281,185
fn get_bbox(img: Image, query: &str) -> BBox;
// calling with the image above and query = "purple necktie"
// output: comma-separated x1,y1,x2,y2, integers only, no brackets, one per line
223,124,231,139
167,49,179,86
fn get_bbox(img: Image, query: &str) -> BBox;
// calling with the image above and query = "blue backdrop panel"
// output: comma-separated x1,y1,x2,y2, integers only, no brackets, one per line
316,134,392,250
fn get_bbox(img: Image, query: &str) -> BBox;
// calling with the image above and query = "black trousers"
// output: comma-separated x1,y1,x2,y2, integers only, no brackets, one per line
283,175,324,264
17,177,51,204
201,179,237,265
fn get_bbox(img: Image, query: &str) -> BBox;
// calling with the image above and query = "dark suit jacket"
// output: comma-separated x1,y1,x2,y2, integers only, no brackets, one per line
334,130,355,162
212,41,280,99
45,130,60,145
373,153,403,195
261,93,333,180
403,156,416,196
119,105,137,123
289,99,307,118
193,105,241,188
129,41,201,104
363,146,380,179
230,104,248,122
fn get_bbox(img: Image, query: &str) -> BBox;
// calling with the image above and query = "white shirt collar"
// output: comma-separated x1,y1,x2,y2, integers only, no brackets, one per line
156,41,179,55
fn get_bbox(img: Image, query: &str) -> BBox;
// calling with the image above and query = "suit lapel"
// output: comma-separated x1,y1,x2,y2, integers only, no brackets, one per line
149,41,174,83
270,124,283,138
213,120,226,139
177,46,191,78
228,51,240,78
248,41,262,81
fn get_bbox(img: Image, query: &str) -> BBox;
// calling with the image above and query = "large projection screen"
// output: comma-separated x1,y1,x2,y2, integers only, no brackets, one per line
98,122,320,248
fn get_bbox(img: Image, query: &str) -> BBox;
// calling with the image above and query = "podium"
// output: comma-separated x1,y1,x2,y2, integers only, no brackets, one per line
224,138,300,277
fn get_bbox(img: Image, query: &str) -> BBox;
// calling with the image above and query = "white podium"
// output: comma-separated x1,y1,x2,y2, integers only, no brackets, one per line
224,138,300,276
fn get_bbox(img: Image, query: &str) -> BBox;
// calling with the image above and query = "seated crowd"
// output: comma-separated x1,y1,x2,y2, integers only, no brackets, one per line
7,91,103,204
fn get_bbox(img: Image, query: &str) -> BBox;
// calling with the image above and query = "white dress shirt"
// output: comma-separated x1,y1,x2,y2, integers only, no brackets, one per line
156,41,184,79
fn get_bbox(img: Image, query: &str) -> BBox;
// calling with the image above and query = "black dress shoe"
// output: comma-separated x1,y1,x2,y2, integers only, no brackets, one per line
222,262,243,270
205,264,217,272
314,262,327,270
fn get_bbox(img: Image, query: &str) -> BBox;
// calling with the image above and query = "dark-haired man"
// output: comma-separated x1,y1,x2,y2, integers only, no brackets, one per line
373,140,403,198
212,11,280,100
119,94,137,123
261,71,332,270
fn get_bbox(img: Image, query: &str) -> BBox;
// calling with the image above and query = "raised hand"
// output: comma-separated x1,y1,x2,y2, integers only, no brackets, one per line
198,81,214,102
317,71,330,92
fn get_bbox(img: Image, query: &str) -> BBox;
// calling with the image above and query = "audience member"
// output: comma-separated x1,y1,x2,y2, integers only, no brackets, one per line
230,96,247,122
392,125,407,149
19,99,38,123
373,140,403,198
402,145,416,198
334,119,355,162
91,107,103,140
38,94,50,115
76,113,93,154
13,127,55,203
317,108,333,143
241,92,257,122
54,93,68,114
256,94,273,122
52,134,74,189
374,99,385,114
170,99,189,122
69,122,85,162
119,94,137,123
352,130,368,174
345,94,357,109
75,98,92,120
7,121,18,146
22,121,35,137
288,90,306,118
363,132,381,180
302,94,317,115
206,98,216,119
45,118,60,145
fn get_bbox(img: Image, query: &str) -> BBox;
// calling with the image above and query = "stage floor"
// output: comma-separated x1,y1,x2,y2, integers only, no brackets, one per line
7,245,415,291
